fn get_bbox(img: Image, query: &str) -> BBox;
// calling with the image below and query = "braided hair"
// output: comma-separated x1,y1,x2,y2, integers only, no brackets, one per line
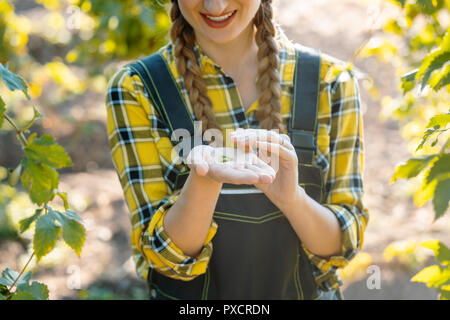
169,0,285,134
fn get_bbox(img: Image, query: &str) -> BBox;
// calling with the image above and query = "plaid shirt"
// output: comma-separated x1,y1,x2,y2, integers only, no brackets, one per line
106,23,369,292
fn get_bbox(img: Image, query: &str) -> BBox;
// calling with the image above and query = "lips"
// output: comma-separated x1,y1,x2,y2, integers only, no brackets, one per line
201,10,236,19
200,10,237,28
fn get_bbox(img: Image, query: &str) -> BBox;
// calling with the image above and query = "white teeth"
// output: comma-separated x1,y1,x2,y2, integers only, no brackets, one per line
205,11,234,22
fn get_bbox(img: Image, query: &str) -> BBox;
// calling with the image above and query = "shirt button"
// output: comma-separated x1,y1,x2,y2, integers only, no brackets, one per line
150,289,157,299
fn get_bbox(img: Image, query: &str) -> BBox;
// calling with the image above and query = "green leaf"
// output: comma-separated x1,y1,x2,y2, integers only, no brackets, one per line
426,154,450,184
414,30,450,90
27,132,37,144
391,155,436,183
416,48,450,90
24,134,72,169
426,113,450,129
48,207,85,256
62,218,86,257
421,240,450,265
439,287,450,300
57,192,69,210
0,96,5,130
429,63,450,91
0,268,31,287
21,158,59,205
414,176,437,206
412,265,450,288
10,291,36,300
34,214,61,262
18,208,43,233
416,126,440,151
65,209,82,222
48,207,82,224
432,178,450,220
16,281,49,300
0,63,30,100
400,69,418,94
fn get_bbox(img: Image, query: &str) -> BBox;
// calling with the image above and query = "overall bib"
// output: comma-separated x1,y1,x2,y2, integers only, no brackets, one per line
128,45,342,300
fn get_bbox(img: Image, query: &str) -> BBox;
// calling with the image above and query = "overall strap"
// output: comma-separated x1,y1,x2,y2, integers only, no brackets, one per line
127,53,192,135
289,46,322,165
127,52,207,190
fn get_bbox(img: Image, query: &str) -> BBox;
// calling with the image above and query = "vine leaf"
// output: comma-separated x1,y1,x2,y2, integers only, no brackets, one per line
9,291,36,300
432,179,450,221
411,265,450,288
0,268,32,288
16,282,49,300
416,113,450,151
34,214,61,262
20,158,59,205
391,154,436,183
400,69,417,94
425,154,450,184
18,208,43,233
48,207,85,257
426,113,450,129
57,192,69,211
62,218,86,257
415,32,450,90
421,240,450,265
24,134,73,169
0,270,49,300
429,63,450,91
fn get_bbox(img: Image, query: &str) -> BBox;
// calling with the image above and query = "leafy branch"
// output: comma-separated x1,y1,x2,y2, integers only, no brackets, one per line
0,62,86,300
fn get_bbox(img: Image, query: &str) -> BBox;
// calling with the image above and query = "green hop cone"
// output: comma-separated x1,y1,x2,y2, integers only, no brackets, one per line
8,163,22,187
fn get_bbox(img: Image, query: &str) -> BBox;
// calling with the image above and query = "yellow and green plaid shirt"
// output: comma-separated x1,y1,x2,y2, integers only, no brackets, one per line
106,24,369,292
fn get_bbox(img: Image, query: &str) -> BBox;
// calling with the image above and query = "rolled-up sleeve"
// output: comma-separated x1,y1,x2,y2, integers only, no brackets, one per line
302,67,369,290
106,66,217,281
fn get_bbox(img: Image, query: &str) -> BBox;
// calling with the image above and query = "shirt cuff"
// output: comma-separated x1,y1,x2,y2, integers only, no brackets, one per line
141,193,218,280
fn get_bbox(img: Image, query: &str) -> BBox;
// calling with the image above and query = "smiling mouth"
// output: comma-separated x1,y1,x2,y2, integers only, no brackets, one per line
201,10,237,22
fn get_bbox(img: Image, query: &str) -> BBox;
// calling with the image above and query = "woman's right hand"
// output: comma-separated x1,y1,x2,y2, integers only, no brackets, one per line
186,145,276,185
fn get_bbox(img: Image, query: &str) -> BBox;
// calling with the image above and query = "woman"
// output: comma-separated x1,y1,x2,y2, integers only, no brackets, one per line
106,0,369,300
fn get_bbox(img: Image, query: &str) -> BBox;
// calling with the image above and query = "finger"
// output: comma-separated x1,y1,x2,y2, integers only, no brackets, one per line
245,163,275,183
248,152,276,175
255,140,294,161
280,133,295,150
232,129,291,150
187,147,211,176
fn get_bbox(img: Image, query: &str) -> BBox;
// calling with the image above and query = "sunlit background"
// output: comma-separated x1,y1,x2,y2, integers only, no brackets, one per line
0,0,449,300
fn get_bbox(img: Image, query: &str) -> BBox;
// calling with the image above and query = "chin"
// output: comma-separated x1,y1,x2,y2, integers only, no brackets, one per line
201,28,242,44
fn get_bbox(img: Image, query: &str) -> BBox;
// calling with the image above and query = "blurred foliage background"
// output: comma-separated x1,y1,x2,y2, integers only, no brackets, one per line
0,0,449,299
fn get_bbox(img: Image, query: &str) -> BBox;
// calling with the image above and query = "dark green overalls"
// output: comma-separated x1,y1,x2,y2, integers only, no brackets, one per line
128,45,342,300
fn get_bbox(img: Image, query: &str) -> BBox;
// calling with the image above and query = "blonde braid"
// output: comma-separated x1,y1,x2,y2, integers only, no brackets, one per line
253,0,286,134
169,1,222,134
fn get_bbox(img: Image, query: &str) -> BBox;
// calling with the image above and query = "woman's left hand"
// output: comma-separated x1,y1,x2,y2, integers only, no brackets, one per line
231,128,304,209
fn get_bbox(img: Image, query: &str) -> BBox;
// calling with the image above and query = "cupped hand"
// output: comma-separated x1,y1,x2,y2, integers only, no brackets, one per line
185,145,276,185
230,128,303,207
